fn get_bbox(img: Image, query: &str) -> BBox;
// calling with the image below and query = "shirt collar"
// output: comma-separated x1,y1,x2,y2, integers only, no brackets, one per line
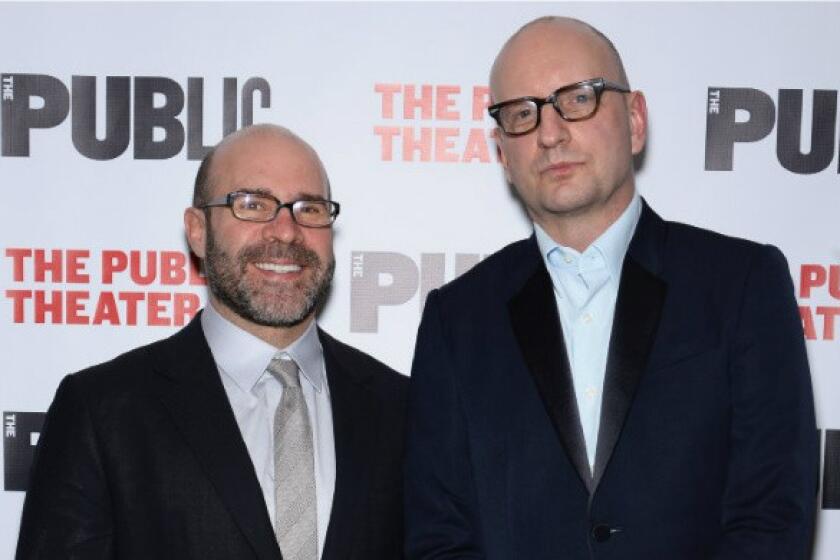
534,190,642,280
201,302,325,394
281,316,325,393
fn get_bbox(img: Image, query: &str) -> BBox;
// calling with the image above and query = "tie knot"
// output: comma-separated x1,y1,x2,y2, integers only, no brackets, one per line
268,356,300,389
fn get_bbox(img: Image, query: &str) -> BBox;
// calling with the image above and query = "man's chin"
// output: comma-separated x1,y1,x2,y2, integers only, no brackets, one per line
247,309,312,329
242,293,314,327
537,189,604,218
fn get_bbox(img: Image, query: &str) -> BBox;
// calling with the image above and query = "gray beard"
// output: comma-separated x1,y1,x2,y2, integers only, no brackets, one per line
203,226,334,328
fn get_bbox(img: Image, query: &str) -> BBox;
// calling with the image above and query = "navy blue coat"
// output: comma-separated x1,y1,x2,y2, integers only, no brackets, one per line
406,202,817,559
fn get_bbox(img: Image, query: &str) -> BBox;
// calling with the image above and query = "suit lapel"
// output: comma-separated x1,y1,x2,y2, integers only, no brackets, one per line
592,203,668,493
319,331,381,560
508,248,594,493
150,315,281,560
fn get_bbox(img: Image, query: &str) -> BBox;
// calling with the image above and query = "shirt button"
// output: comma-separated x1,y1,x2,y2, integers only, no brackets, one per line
585,387,598,400
582,313,593,324
564,254,574,264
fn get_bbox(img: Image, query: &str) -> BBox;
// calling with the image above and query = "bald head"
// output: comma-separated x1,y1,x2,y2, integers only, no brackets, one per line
193,124,330,207
486,15,647,251
490,16,629,103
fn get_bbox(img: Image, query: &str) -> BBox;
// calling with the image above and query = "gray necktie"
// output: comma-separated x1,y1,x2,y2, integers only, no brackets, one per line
268,355,317,560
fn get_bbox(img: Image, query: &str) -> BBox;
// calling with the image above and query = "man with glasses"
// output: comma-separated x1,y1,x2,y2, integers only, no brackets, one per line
405,16,817,559
17,124,406,560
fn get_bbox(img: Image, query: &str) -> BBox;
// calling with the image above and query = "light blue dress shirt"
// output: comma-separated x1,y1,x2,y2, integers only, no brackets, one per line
201,303,335,558
534,193,642,470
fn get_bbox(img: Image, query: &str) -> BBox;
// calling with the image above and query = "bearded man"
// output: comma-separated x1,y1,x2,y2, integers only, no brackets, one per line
17,124,407,560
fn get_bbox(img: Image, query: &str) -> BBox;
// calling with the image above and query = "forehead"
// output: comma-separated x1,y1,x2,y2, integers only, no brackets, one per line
208,133,327,199
492,22,619,100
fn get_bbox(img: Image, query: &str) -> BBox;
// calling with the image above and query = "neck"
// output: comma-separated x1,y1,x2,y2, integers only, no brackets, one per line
535,185,635,252
209,296,313,349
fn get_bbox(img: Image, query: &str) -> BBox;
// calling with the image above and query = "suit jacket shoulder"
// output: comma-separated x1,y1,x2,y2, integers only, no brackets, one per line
637,209,797,328
59,313,208,395
656,213,785,271
435,237,541,306
318,329,407,396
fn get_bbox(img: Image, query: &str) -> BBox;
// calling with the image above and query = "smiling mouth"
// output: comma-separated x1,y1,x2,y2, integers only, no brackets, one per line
254,262,302,274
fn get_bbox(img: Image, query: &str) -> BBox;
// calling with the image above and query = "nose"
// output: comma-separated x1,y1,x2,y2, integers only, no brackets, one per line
261,206,301,243
537,103,572,148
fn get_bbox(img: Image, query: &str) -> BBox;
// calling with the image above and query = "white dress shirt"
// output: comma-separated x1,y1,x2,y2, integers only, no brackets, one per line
201,303,335,558
534,193,642,470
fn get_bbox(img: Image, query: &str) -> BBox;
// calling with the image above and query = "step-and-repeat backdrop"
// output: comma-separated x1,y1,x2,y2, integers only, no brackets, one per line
1,2,838,557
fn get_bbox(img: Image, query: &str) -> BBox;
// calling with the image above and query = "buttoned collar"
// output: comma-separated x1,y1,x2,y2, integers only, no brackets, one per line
534,191,642,282
201,302,325,394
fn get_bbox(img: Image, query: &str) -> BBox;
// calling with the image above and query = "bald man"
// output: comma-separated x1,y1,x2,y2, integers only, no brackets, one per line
405,17,817,559
17,125,406,560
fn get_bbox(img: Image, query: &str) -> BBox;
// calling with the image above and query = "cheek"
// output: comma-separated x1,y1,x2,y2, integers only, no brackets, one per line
501,143,536,182
305,231,334,260
587,122,633,174
212,221,258,257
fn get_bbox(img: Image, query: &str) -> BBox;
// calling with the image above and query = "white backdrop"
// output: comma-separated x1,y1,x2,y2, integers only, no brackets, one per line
1,2,838,558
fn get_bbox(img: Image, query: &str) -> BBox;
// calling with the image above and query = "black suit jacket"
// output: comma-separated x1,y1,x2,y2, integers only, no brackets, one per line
405,202,818,559
17,314,407,560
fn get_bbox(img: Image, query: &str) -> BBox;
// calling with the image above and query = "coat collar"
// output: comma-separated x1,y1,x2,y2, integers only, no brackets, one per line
592,201,667,491
149,313,282,559
508,262,593,492
149,318,387,560
508,200,668,495
318,330,382,560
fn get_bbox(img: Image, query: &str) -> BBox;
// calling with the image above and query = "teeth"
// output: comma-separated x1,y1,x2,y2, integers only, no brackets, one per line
255,262,301,273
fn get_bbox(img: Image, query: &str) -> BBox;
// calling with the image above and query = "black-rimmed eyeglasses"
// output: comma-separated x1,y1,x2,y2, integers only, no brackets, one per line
488,77,630,136
199,191,340,228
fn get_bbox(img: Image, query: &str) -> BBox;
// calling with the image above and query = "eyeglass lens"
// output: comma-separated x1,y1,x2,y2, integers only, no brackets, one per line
231,193,334,226
497,83,598,134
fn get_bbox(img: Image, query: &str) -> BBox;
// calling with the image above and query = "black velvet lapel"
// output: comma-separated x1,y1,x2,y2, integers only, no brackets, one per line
508,256,593,493
592,204,668,493
149,316,281,560
319,330,381,560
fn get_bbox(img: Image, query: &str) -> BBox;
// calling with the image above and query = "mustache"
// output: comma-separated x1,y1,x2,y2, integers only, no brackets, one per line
237,241,321,267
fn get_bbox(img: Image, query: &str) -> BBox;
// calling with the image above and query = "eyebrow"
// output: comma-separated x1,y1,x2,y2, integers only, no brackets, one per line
234,187,273,197
232,187,329,201
295,193,330,202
